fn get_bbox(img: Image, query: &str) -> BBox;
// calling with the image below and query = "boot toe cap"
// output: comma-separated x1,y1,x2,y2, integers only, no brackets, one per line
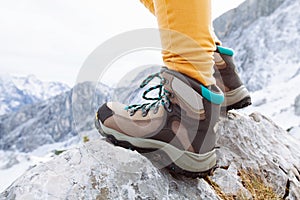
97,103,113,123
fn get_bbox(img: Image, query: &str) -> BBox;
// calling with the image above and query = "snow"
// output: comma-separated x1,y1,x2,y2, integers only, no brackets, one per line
244,73,300,133
0,74,70,116
290,127,300,140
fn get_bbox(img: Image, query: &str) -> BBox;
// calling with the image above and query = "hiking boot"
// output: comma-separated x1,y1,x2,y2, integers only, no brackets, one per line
95,67,224,178
213,46,251,111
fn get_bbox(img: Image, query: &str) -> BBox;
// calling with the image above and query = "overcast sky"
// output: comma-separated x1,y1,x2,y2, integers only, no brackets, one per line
0,0,245,86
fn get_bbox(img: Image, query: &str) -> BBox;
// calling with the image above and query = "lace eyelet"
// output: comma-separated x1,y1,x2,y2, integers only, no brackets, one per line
129,109,135,116
164,102,173,113
142,110,148,117
153,106,159,114
166,105,173,113
165,100,170,108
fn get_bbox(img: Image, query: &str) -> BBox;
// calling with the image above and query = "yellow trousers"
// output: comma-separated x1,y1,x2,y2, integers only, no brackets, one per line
140,0,221,86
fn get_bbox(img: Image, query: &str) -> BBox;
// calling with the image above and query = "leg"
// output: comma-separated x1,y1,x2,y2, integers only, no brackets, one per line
140,0,251,110
154,0,216,86
140,0,155,15
140,0,222,47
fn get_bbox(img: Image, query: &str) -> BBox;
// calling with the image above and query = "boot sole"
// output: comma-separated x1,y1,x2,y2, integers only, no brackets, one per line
94,118,216,178
224,96,252,112
222,85,252,111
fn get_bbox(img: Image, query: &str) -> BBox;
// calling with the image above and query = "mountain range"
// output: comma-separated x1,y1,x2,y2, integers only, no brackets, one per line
0,81,112,152
0,75,69,116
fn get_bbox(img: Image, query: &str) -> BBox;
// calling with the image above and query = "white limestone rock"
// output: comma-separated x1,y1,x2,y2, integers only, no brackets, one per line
1,135,219,200
215,111,300,199
1,112,300,199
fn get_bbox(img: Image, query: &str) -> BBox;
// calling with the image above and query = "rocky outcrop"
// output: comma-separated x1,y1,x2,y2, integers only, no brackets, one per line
2,112,300,199
216,112,300,199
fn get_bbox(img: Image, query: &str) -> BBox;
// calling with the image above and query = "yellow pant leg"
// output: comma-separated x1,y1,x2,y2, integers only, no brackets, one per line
140,0,222,47
140,0,223,85
140,0,155,15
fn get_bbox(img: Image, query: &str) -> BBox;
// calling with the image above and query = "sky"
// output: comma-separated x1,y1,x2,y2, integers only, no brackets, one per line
0,0,245,86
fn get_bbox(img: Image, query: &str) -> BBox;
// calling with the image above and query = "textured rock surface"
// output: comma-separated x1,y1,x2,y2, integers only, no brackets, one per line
211,164,251,198
2,112,300,199
0,136,220,200
216,112,300,199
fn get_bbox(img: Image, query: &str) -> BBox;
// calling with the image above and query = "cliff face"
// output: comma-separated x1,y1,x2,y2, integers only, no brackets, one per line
214,0,286,39
2,112,299,199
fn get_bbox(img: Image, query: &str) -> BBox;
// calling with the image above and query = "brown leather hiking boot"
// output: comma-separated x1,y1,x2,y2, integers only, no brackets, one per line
95,67,224,178
213,46,251,111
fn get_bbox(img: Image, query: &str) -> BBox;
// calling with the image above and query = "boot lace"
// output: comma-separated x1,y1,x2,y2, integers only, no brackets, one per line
124,72,173,117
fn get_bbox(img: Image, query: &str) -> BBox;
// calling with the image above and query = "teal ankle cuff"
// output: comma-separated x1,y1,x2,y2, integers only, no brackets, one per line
217,46,234,56
201,85,224,105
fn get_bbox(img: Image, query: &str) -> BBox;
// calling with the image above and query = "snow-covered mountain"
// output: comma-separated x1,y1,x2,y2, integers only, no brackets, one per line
0,74,70,116
214,0,300,131
0,81,111,153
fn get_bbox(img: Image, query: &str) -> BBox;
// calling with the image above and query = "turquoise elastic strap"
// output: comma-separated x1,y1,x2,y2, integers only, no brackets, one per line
217,46,234,56
201,85,224,105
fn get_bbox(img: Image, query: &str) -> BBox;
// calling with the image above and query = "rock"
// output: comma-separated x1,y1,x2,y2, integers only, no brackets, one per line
2,112,300,199
211,164,251,198
0,131,219,200
216,112,300,199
